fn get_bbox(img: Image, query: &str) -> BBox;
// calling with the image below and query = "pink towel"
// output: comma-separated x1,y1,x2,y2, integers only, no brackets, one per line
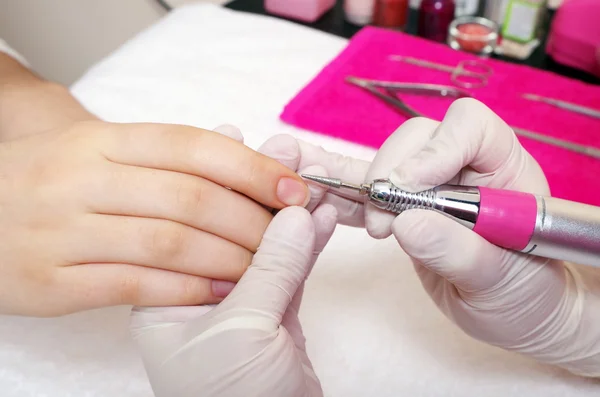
281,27,600,206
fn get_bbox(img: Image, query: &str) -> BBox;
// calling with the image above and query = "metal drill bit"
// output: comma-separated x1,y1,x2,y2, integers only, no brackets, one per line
301,174,371,195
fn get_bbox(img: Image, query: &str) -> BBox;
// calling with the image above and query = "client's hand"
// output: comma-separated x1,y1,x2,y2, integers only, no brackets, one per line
0,121,309,317
130,205,337,397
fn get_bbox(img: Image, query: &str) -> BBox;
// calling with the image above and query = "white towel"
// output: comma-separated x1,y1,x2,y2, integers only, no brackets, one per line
1,4,597,396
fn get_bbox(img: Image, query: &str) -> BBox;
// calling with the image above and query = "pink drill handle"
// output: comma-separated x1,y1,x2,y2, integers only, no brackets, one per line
472,186,600,267
473,187,538,251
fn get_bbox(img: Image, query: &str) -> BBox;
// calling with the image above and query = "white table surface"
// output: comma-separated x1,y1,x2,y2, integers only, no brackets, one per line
1,3,598,396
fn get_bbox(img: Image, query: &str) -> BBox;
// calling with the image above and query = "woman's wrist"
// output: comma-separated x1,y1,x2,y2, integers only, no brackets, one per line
0,53,98,141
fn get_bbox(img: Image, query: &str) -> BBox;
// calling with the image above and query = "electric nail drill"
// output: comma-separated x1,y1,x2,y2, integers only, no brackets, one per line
302,175,600,268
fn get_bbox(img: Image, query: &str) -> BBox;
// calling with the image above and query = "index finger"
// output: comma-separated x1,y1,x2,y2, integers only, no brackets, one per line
389,98,545,193
98,122,310,209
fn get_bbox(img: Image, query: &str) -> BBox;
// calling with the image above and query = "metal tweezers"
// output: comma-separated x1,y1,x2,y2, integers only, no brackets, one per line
346,76,600,160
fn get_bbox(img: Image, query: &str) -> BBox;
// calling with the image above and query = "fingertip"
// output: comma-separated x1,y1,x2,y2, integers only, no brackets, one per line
211,280,237,298
389,164,436,193
312,203,338,225
213,124,244,143
258,134,301,169
276,177,311,207
269,206,314,238
365,205,395,239
445,97,490,117
310,204,338,252
312,204,338,234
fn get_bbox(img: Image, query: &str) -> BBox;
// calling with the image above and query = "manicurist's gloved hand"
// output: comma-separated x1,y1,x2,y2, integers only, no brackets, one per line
130,205,337,397
260,98,600,378
369,98,600,378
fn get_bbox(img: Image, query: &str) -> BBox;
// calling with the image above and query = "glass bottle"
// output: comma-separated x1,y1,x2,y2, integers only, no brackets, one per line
373,0,410,30
418,0,456,42
454,0,479,16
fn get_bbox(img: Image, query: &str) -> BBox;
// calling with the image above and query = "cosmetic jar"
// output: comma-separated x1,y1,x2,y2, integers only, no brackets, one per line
265,0,336,22
448,16,499,55
344,0,376,25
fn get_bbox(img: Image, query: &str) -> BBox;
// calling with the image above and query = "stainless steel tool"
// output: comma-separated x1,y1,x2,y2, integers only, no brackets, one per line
302,174,600,268
523,93,600,120
389,55,493,89
347,76,600,160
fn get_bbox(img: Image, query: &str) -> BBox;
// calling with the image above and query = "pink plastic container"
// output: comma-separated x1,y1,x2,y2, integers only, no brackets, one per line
265,0,336,23
546,0,600,78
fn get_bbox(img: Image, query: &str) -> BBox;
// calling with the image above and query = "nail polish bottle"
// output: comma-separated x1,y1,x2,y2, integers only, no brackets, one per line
265,0,336,23
373,0,410,30
418,0,456,42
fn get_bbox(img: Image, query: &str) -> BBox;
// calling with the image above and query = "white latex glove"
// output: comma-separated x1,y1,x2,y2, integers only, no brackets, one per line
261,99,600,378
372,99,600,378
130,204,337,397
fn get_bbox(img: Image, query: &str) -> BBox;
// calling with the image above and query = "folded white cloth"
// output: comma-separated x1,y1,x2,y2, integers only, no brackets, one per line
0,38,30,68
1,4,598,396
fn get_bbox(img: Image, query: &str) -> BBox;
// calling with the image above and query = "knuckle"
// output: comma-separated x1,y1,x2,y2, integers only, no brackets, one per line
26,160,58,186
175,180,205,215
147,222,189,261
242,151,266,191
22,265,57,291
105,165,128,190
119,273,141,305
180,127,208,157
64,120,108,149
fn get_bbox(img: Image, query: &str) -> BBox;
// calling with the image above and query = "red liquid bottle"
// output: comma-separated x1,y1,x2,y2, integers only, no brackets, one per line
418,0,456,43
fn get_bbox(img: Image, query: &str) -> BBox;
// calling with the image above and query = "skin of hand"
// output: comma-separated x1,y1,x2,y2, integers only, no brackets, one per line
258,98,600,377
130,205,337,397
0,53,311,317
0,53,98,142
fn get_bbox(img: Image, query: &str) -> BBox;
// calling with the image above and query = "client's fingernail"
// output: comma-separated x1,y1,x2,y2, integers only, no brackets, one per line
277,177,309,206
212,280,236,298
